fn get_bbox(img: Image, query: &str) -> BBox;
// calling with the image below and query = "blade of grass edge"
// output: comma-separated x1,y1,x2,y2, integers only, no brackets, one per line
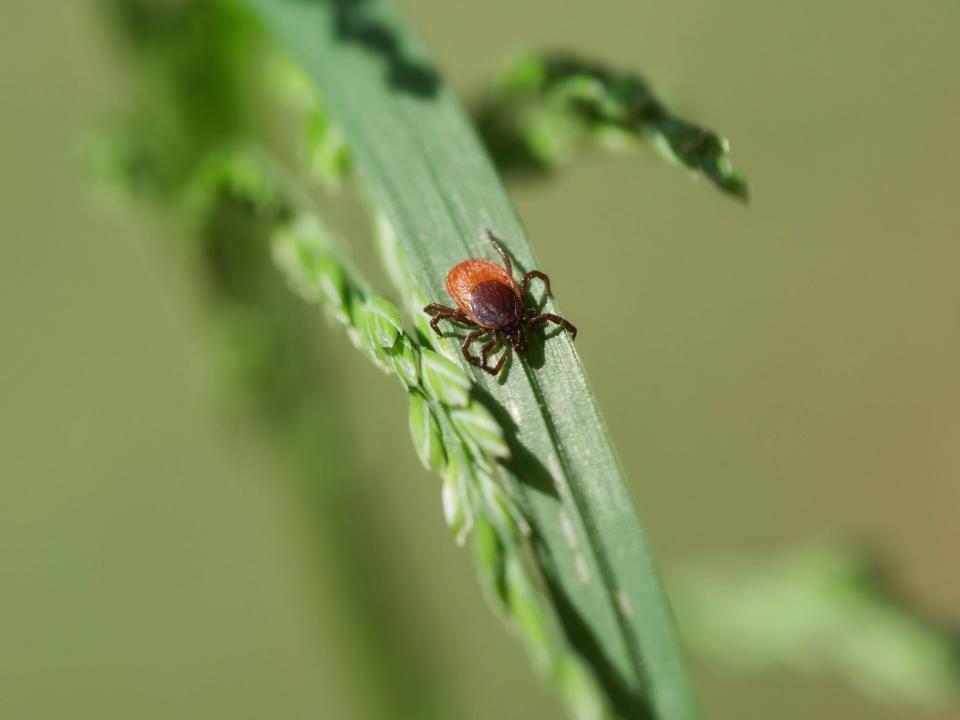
240,1,700,717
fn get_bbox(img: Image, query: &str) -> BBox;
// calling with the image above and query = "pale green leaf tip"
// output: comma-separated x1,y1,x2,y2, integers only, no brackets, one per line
451,401,511,460
441,458,474,545
365,295,404,348
556,656,610,720
420,348,471,408
389,334,421,387
407,389,445,472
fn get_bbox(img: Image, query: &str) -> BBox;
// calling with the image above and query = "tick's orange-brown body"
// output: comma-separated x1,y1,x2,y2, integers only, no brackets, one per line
424,230,577,376
446,259,517,310
446,259,521,330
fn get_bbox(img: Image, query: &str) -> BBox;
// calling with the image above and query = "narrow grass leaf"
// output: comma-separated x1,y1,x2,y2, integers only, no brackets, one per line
243,2,701,717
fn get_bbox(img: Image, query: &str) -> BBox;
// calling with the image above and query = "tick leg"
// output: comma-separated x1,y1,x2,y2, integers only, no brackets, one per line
424,303,475,337
529,313,577,341
424,303,461,317
431,311,474,337
479,334,508,376
521,270,552,300
485,229,513,278
461,328,487,365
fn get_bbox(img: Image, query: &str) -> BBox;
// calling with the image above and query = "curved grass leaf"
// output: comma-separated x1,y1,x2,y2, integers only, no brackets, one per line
240,1,700,717
476,51,748,200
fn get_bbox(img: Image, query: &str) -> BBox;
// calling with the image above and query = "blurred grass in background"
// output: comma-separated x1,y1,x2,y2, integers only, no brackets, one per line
1,1,958,719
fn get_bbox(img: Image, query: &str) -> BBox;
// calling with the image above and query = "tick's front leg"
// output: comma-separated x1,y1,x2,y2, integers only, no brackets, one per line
485,229,513,277
424,303,474,337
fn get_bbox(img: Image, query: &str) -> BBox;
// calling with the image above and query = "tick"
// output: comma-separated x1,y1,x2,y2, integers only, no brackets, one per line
424,230,577,376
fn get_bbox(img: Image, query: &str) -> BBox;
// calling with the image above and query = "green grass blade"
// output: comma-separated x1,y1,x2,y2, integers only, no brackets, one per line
672,542,960,707
241,1,700,717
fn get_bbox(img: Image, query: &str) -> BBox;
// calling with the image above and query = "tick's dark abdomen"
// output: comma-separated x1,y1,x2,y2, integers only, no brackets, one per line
469,280,521,328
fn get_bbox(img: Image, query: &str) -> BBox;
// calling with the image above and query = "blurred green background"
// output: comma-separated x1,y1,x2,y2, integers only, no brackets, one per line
1,1,958,718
